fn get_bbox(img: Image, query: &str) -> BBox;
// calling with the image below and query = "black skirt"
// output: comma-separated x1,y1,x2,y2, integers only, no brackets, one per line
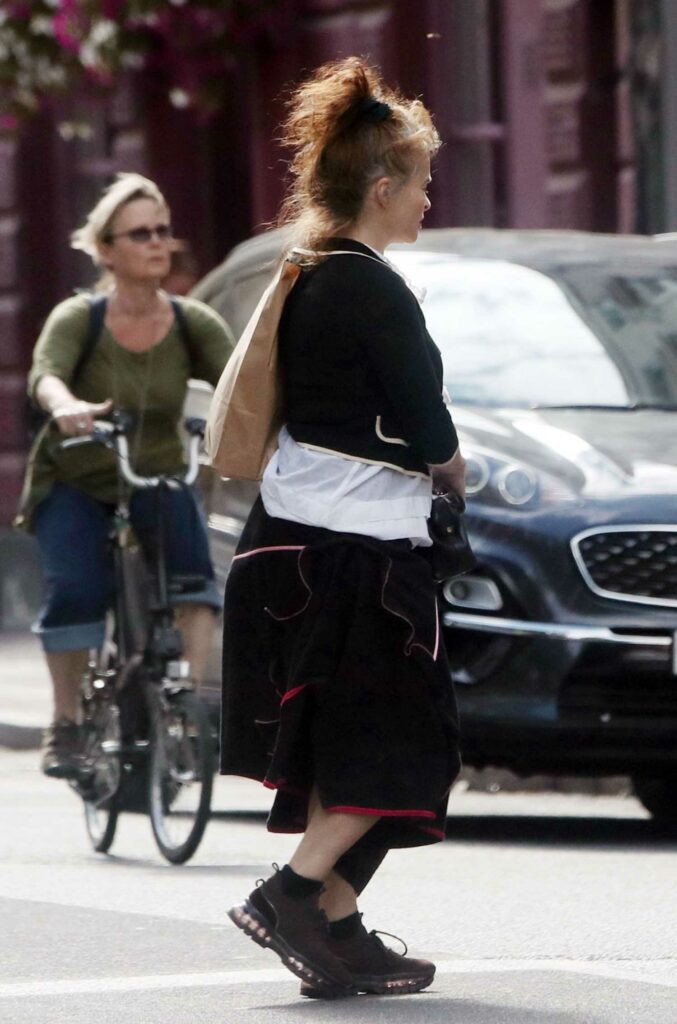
220,497,461,850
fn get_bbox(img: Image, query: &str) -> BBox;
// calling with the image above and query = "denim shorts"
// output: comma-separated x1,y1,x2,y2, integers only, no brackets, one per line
33,482,222,653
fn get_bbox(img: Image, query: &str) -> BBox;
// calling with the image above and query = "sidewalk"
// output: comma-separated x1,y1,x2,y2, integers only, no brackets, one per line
0,631,50,750
0,527,47,748
0,632,51,749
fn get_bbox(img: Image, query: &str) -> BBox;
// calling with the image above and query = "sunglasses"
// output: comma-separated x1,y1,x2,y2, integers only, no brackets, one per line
106,224,173,244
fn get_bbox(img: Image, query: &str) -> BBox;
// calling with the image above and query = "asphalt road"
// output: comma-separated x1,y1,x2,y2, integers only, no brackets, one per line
1,748,676,1024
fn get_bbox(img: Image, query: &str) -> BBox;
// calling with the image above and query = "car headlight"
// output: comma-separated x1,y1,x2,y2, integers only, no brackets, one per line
495,464,538,505
463,446,574,509
464,452,491,495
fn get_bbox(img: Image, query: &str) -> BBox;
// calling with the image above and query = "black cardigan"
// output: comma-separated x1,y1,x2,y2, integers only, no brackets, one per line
279,238,459,476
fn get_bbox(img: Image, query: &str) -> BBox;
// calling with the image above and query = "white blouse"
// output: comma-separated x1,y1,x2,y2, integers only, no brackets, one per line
261,426,433,545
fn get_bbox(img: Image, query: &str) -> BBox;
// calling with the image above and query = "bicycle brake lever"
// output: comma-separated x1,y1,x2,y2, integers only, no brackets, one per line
59,422,116,451
111,409,135,434
183,416,206,439
59,436,93,451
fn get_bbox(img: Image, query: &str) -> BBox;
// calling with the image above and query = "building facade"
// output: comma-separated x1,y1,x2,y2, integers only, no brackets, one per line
0,0,651,524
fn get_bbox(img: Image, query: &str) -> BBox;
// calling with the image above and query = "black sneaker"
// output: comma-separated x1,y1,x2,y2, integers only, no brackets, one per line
228,869,357,997
300,916,435,997
40,718,83,779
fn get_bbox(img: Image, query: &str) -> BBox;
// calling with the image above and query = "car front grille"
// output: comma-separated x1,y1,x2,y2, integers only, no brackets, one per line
572,526,677,607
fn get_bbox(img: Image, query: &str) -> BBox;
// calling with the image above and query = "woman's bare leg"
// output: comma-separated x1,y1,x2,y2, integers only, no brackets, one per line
300,790,362,919
174,603,217,686
45,649,88,721
289,786,378,883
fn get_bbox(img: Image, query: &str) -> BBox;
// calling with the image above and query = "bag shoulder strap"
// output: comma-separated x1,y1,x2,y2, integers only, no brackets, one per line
324,249,388,266
289,246,388,268
287,246,424,301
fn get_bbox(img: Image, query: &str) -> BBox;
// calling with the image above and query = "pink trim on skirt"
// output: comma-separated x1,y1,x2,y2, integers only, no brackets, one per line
325,804,436,819
233,544,306,561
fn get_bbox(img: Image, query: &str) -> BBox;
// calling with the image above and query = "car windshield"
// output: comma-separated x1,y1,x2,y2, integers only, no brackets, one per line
390,251,677,408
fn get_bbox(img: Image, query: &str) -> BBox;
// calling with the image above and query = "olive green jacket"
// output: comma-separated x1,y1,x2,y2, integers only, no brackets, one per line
15,293,233,529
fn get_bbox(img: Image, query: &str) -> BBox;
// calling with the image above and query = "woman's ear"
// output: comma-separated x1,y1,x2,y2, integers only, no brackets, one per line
96,240,113,270
372,176,392,209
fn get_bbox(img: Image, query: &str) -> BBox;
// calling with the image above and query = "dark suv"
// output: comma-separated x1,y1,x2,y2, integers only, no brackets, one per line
191,227,677,825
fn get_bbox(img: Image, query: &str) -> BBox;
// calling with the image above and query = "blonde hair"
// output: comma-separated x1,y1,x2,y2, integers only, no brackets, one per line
70,172,169,266
278,56,440,249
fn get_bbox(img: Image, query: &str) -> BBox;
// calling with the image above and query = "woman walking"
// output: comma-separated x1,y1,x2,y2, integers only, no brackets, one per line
222,57,465,998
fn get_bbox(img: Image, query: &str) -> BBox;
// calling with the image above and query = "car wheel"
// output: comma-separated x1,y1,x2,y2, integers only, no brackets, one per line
633,774,677,828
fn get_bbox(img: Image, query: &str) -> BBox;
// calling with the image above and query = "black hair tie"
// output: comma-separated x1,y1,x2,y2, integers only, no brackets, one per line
356,96,392,124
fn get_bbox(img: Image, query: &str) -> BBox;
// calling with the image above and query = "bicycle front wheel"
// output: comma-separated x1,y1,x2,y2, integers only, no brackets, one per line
79,703,122,853
84,793,119,853
148,691,214,864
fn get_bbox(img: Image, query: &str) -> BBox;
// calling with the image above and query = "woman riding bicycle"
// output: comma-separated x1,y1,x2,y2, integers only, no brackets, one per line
15,173,233,780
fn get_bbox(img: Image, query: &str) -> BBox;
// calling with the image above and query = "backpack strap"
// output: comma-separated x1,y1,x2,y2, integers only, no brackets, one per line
71,293,108,385
74,294,196,380
26,293,108,439
73,292,197,376
29,294,193,440
169,296,199,368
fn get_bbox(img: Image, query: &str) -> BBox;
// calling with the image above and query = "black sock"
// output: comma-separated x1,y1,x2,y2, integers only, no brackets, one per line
328,911,362,940
278,864,324,899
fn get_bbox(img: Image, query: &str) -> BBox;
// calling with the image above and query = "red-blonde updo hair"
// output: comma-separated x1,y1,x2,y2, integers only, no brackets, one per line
278,56,440,249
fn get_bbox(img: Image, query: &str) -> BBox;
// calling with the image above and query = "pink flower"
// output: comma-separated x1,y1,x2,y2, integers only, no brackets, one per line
53,6,86,53
55,0,80,17
2,0,280,126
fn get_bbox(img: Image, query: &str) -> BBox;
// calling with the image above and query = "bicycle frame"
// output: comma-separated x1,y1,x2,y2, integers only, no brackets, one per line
63,412,204,691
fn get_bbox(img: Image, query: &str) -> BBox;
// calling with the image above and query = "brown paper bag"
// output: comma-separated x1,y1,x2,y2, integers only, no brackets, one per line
205,257,301,480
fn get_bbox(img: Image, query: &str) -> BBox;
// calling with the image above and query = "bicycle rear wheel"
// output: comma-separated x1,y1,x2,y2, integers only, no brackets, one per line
148,690,214,864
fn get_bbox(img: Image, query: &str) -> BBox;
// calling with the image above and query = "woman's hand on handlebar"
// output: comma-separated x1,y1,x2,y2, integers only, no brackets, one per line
52,398,114,436
430,447,466,502
35,374,113,436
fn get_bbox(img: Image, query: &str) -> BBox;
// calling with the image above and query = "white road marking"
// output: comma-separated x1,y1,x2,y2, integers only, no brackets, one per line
0,959,675,999
0,968,287,998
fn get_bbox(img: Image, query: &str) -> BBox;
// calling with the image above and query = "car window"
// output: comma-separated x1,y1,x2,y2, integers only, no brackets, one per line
223,268,275,337
192,264,273,338
558,264,677,407
390,251,677,408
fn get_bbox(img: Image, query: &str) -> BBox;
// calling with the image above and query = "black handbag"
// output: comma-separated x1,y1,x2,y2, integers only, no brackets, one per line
427,492,477,582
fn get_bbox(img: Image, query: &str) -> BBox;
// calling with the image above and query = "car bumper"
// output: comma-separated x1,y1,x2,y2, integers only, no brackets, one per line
443,610,677,774
443,610,674,657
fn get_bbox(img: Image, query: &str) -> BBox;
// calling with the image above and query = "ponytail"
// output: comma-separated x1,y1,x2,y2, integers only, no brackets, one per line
277,57,439,249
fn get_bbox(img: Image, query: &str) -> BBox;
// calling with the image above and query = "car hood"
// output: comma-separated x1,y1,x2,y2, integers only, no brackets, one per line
454,405,677,498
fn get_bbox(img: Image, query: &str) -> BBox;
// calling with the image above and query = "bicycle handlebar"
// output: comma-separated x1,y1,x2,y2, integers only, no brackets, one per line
60,415,205,489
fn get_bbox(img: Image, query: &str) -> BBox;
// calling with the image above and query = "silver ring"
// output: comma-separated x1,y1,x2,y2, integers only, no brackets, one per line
77,419,87,428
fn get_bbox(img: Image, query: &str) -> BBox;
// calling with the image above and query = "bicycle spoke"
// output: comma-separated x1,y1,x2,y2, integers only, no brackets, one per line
76,695,121,853
148,691,213,864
